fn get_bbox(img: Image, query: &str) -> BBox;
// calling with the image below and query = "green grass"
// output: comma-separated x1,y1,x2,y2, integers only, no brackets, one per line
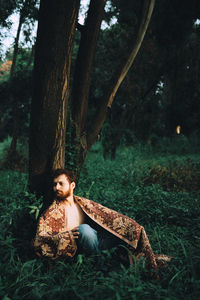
0,143,200,299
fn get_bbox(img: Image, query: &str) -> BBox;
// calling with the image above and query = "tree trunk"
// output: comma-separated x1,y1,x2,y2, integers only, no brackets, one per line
29,0,155,189
8,6,24,158
29,0,80,195
69,0,106,175
9,10,24,78
69,0,155,177
87,0,155,151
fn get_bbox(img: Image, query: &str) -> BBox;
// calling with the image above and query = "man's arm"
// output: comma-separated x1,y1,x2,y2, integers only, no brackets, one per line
34,217,78,259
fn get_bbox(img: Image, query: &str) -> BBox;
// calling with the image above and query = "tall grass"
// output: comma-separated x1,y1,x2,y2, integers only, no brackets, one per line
0,142,200,299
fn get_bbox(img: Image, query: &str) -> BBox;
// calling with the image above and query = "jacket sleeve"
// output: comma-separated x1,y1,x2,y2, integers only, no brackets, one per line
33,215,77,259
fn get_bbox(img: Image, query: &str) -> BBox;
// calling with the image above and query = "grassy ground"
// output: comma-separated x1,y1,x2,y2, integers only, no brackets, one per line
0,142,200,299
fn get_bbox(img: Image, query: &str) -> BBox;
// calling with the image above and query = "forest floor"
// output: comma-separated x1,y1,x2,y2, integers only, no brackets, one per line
0,142,200,300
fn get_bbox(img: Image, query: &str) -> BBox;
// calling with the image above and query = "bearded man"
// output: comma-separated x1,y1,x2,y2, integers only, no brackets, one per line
34,169,170,269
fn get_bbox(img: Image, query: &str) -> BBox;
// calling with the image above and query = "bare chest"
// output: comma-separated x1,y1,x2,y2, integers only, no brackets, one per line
65,203,85,230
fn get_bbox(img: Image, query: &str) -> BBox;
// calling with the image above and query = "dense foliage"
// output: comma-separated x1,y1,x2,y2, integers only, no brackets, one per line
1,1,200,159
0,143,200,299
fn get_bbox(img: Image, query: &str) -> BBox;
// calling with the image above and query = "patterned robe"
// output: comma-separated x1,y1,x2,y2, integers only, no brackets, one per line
34,196,170,269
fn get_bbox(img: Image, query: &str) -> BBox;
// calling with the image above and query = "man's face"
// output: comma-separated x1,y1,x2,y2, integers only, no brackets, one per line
53,174,75,200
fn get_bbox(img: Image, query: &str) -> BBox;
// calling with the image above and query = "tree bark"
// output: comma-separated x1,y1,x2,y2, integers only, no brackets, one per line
69,0,106,174
29,0,80,195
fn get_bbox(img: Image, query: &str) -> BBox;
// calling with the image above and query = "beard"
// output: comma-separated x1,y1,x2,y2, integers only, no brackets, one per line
55,187,72,201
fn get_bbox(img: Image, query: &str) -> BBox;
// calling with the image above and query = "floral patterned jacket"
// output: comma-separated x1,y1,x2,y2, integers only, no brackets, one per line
34,195,168,268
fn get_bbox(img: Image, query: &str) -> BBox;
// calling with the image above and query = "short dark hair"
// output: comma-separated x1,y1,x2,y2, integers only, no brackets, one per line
51,169,76,183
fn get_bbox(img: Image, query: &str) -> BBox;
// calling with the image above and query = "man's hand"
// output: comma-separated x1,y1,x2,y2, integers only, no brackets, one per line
71,227,80,239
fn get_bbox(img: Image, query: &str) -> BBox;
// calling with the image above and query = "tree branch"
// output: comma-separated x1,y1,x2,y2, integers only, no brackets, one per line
87,0,155,149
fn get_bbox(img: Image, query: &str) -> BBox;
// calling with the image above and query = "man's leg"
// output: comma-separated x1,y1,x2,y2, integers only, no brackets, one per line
77,224,99,255
77,224,126,253
77,224,127,271
98,228,125,250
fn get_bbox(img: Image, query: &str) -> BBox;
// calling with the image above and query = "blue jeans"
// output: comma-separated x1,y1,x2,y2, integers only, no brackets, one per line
77,224,123,255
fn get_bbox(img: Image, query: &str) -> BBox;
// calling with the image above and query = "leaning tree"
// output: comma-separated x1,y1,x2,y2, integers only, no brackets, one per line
29,0,155,195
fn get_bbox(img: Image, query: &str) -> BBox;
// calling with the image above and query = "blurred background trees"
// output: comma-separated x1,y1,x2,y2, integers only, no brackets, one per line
0,0,38,169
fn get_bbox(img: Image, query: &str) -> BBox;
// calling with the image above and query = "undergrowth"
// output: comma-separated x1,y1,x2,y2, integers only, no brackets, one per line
0,143,200,299
0,136,28,172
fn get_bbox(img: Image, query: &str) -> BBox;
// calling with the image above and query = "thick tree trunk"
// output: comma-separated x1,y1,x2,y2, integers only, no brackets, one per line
69,0,106,175
29,0,80,195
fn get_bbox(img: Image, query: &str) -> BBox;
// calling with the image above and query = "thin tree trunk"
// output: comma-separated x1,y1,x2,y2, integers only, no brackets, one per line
8,7,25,158
10,11,24,78
87,0,155,150
29,0,80,195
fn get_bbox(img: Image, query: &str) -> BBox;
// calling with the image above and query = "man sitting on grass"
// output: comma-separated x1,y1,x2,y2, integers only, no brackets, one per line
34,168,170,269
